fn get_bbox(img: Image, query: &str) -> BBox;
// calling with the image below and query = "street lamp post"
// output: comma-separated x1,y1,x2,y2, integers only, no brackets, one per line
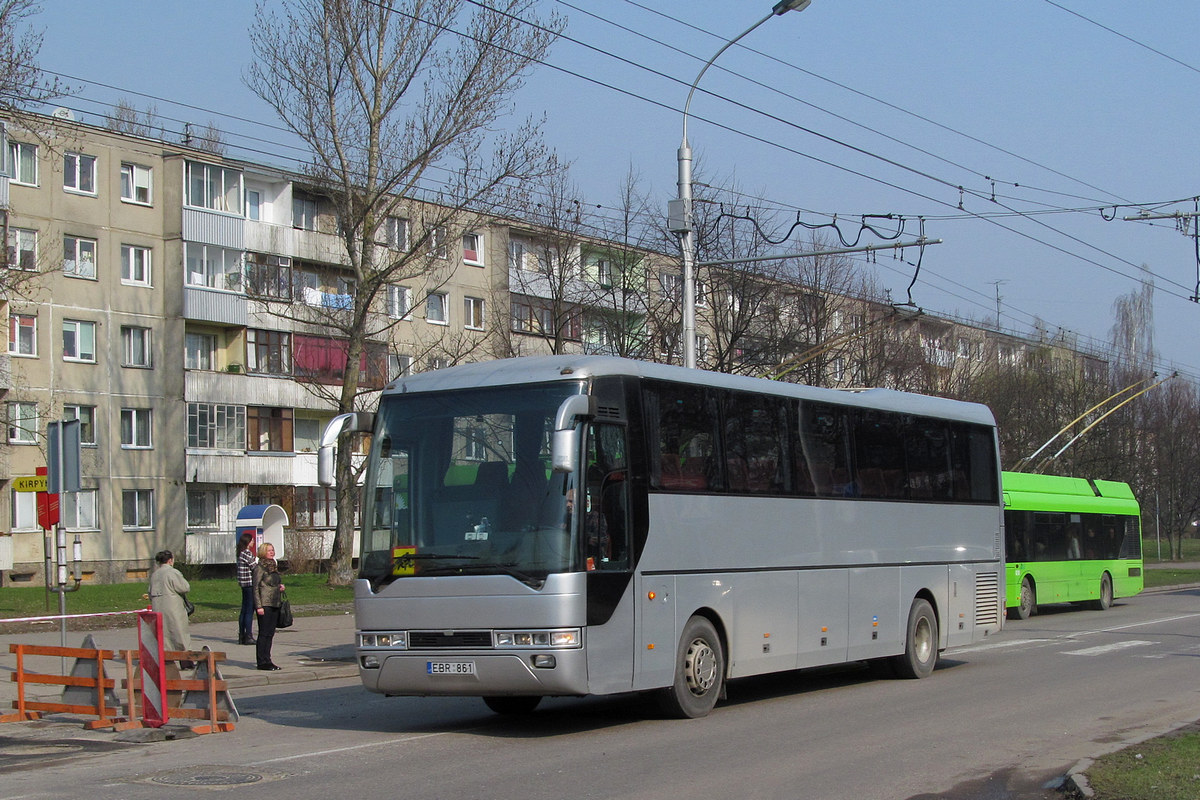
669,0,812,369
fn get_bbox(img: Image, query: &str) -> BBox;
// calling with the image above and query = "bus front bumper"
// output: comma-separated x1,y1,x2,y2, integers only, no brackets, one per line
358,649,590,697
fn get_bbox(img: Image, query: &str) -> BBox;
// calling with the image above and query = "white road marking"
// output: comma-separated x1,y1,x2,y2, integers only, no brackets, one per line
1063,640,1155,657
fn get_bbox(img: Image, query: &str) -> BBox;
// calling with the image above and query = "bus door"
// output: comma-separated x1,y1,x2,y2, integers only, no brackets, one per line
582,422,635,693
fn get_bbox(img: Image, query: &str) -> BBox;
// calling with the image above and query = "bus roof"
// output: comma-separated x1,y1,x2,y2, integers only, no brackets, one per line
1002,471,1140,515
383,355,997,427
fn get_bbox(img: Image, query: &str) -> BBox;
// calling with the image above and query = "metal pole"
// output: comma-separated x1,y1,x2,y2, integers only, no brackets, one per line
672,1,812,369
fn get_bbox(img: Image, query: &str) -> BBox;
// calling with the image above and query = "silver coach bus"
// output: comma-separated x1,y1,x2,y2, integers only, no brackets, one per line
319,356,1004,718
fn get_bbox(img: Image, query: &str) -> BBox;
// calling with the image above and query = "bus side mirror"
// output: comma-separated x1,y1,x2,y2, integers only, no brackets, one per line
318,412,376,487
551,395,596,474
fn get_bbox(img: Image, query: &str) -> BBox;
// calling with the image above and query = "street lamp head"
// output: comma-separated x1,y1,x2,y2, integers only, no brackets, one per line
773,0,812,15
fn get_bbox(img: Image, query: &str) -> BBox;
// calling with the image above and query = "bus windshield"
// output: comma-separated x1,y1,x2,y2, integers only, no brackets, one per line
358,381,586,588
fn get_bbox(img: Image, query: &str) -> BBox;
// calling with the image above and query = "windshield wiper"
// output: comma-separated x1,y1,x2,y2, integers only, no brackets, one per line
422,561,544,587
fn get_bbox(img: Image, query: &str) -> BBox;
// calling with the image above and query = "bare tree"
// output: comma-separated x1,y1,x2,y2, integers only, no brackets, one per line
0,0,62,125
105,98,164,139
246,0,561,583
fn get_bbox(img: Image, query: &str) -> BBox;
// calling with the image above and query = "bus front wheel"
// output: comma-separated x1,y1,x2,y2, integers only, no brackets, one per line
1012,576,1036,620
1092,573,1114,611
893,598,938,679
482,696,542,715
657,615,725,719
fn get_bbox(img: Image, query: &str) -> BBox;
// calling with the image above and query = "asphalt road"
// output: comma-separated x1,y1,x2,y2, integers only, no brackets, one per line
3,586,1199,800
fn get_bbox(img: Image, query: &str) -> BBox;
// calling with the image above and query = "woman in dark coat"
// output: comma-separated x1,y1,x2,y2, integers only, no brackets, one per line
252,542,285,670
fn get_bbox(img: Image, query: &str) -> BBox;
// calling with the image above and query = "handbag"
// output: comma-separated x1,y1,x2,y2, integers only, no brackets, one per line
277,592,294,628
182,593,196,616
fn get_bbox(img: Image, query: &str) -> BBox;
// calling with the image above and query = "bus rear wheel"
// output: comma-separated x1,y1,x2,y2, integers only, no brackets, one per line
893,598,938,679
1092,573,1114,611
1012,576,1036,620
482,696,541,715
657,615,725,719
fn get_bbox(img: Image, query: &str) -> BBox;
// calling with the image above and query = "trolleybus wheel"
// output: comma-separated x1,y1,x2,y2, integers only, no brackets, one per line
657,615,725,719
482,696,542,715
1092,573,1114,611
1013,576,1036,620
893,598,938,679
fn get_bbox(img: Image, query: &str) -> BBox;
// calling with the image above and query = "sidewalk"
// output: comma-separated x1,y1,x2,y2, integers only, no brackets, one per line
0,609,360,710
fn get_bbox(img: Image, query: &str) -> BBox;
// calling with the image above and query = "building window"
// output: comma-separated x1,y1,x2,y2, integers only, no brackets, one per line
292,191,319,231
245,253,292,300
387,285,411,319
7,401,37,443
120,245,152,286
121,408,153,448
595,259,613,288
187,490,220,529
388,353,412,381
464,296,485,330
120,162,152,205
63,152,97,194
122,489,154,529
188,402,245,449
248,406,293,452
427,292,448,325
294,486,338,529
428,225,447,259
246,189,261,220
293,334,387,388
7,227,36,271
9,314,36,356
63,489,98,530
185,332,216,370
9,140,36,185
294,417,321,452
63,236,97,279
381,216,408,250
63,404,97,446
185,242,242,291
462,232,483,266
185,161,242,214
121,326,152,368
660,272,681,301
12,490,36,530
247,329,291,376
62,320,96,362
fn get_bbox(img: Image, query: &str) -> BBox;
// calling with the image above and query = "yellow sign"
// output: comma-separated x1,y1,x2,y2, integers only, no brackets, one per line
13,475,48,492
392,546,417,576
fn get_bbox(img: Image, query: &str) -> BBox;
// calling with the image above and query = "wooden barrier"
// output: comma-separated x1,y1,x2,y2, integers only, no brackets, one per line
5,643,124,729
5,641,236,734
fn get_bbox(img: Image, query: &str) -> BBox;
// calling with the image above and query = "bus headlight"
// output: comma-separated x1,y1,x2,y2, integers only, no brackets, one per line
359,631,408,649
494,628,581,648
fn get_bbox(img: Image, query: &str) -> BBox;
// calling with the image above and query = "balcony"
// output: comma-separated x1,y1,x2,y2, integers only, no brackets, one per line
185,369,337,410
184,286,248,325
186,450,314,485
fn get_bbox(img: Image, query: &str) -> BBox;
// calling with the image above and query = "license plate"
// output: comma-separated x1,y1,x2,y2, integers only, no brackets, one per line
427,660,476,675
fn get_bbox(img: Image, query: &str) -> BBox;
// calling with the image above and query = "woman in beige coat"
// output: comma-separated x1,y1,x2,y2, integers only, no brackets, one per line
148,550,191,652
252,542,285,670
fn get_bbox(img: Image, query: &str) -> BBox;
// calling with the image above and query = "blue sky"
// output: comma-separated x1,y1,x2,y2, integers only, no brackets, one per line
38,1,1200,374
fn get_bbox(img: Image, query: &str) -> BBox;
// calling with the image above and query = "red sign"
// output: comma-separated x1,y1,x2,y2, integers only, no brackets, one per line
35,466,59,529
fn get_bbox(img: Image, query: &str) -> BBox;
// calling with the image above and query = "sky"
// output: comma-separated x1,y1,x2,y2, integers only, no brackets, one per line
36,1,1200,377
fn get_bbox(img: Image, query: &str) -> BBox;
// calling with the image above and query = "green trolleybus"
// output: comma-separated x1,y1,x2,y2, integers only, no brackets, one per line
1002,471,1143,620
320,356,1005,718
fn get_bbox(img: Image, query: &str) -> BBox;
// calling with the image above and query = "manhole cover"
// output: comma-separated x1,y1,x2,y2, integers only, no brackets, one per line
151,769,264,787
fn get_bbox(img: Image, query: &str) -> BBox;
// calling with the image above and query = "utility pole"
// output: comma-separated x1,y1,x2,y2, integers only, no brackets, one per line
1123,200,1200,301
989,280,1008,330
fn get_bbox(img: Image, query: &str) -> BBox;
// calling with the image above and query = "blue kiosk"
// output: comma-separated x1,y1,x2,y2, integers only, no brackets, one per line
235,504,288,560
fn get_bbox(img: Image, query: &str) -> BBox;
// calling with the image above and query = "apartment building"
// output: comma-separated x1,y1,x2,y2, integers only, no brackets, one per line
0,115,516,583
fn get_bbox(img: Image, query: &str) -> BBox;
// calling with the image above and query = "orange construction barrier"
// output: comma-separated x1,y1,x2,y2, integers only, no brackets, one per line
5,642,125,729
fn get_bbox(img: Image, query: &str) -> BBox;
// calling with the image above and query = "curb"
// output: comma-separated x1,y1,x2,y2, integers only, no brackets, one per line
224,663,358,689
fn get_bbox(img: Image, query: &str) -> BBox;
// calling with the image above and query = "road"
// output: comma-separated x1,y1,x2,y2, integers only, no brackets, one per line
3,586,1199,800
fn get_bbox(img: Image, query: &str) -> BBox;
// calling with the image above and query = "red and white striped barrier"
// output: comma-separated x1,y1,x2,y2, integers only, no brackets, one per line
137,610,168,728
